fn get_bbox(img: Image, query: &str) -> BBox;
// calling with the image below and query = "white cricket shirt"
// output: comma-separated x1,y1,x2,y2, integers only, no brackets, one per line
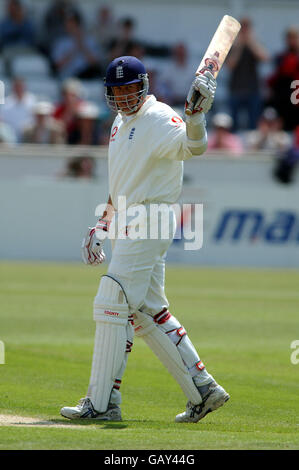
108,95,195,210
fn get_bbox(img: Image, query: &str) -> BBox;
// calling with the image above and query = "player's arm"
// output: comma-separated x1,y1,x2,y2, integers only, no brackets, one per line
184,70,217,155
247,37,269,62
226,41,244,69
97,194,115,227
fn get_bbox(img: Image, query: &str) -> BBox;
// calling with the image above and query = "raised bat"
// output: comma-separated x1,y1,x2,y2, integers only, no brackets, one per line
185,15,241,115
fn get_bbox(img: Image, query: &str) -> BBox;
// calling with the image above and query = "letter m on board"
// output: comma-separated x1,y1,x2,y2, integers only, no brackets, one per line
214,209,264,242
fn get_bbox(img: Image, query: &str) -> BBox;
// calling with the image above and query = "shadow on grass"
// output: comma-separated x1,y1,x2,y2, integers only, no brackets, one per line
27,418,128,429
35,418,176,429
5,414,211,429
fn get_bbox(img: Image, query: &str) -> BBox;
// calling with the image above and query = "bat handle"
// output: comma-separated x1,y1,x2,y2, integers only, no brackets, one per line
185,64,215,116
185,90,201,116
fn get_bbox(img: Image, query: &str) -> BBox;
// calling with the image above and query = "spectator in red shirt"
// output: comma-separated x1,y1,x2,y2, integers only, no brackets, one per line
68,101,100,146
53,78,84,140
268,26,299,131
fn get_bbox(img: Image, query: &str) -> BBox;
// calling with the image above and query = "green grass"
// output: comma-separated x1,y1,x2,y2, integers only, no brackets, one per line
0,262,299,449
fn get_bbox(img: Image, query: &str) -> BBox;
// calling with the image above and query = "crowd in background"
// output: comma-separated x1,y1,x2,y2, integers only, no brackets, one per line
0,0,298,180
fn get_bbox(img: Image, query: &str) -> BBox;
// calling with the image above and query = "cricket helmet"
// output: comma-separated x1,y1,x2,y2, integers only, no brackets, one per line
104,56,149,114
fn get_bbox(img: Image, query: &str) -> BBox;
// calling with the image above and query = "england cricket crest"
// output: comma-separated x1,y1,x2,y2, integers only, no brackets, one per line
116,66,124,79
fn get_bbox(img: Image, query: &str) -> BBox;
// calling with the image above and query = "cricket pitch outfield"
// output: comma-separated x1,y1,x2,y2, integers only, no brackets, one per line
0,262,298,450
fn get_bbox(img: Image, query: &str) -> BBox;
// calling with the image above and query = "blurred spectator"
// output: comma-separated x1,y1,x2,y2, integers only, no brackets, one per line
144,68,170,104
22,101,65,144
68,101,100,146
98,116,114,145
207,112,244,155
245,107,292,152
160,42,195,106
51,12,102,80
108,17,137,61
274,125,299,184
0,117,17,145
0,0,35,52
226,17,269,131
62,155,96,179
107,16,171,63
53,78,84,141
126,41,146,61
267,26,299,131
0,77,36,142
41,0,83,48
125,40,169,102
91,5,116,65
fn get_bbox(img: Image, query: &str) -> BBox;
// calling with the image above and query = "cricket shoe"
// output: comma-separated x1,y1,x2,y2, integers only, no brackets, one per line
60,398,122,421
175,381,230,423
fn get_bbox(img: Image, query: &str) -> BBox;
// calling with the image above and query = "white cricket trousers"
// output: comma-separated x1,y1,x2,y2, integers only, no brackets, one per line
89,204,212,408
107,205,176,314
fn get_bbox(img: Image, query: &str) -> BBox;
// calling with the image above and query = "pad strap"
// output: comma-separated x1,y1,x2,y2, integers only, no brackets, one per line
134,311,202,404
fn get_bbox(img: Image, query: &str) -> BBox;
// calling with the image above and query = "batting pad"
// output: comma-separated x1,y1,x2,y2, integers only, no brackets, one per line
134,311,202,404
88,275,132,413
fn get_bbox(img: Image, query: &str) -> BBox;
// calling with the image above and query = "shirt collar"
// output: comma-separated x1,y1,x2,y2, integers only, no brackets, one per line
119,95,156,123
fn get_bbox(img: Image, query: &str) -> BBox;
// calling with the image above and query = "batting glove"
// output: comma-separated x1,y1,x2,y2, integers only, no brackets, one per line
81,227,105,266
95,218,110,240
186,71,217,114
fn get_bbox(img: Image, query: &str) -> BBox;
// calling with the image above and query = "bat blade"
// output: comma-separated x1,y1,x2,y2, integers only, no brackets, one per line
185,15,241,116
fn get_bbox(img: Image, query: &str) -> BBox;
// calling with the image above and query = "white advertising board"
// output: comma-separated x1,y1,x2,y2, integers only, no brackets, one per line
168,157,299,267
0,155,298,267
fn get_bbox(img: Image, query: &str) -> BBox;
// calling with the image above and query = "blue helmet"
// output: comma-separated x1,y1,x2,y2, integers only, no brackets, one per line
104,56,149,114
105,56,147,87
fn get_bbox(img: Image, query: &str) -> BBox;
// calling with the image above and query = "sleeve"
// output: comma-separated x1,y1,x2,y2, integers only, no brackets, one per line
152,112,193,161
153,110,207,161
52,38,69,63
0,21,9,45
86,36,101,58
23,20,35,46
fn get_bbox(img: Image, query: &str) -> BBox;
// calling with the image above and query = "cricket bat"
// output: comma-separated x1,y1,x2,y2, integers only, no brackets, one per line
185,15,241,115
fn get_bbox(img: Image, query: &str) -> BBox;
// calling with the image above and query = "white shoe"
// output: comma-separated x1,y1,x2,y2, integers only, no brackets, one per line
60,398,122,421
175,381,230,423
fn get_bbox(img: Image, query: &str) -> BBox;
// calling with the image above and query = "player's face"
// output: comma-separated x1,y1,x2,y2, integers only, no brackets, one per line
112,83,142,114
